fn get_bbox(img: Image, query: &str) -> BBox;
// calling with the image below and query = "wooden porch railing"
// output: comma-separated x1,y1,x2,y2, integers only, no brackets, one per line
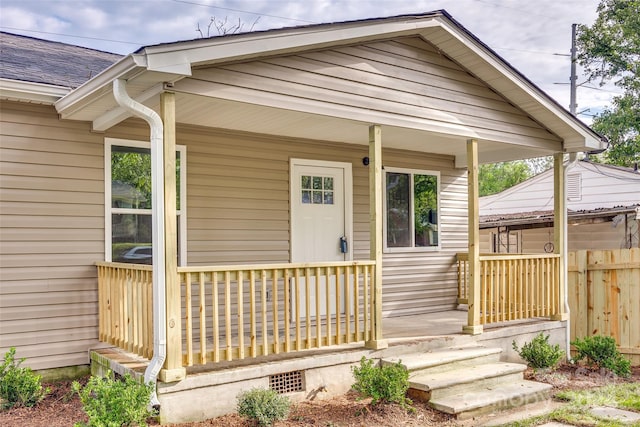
96,262,154,359
96,261,375,367
456,253,561,325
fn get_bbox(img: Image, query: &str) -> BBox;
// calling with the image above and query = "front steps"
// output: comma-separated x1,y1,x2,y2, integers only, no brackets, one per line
381,345,552,420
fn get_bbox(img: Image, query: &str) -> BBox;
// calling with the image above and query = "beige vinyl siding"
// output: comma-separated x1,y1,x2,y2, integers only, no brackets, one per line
0,102,104,370
183,36,559,147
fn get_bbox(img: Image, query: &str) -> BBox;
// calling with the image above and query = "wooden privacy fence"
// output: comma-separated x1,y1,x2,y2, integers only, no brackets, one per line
457,253,561,325
568,248,640,365
96,260,375,367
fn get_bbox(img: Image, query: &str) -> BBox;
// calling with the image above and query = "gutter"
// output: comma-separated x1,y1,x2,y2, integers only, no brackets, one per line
112,78,166,407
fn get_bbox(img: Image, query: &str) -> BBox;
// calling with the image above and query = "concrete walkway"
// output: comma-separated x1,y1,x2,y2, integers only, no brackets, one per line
464,400,640,426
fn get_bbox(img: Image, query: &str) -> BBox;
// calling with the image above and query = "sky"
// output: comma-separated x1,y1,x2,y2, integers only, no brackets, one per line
0,0,620,122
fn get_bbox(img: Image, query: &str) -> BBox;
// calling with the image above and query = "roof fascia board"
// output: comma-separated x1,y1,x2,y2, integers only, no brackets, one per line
0,78,69,104
55,54,149,116
431,16,604,151
142,19,441,73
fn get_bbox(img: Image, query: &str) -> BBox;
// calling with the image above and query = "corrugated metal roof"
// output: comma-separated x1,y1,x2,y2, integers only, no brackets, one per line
0,32,121,88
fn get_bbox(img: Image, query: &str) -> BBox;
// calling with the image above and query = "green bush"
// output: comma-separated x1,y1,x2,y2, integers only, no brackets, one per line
512,332,565,370
72,371,155,427
351,357,412,409
571,335,631,378
0,347,49,409
237,388,290,427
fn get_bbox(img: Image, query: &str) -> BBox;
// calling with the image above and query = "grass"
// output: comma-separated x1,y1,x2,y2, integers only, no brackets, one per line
495,382,640,427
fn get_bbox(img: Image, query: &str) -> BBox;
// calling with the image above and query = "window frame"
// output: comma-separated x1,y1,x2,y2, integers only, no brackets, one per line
104,137,187,265
383,167,441,253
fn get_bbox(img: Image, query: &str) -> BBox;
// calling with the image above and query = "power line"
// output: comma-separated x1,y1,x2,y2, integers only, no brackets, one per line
0,26,141,46
170,0,317,24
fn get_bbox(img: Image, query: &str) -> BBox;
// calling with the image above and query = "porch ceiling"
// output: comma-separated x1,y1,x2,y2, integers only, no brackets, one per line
148,91,559,166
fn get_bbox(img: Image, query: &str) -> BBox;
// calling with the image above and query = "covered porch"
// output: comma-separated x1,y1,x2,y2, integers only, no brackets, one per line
53,13,605,386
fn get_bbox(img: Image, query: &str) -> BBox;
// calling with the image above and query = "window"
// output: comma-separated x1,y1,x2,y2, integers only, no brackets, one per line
105,138,186,265
491,229,521,253
384,168,440,251
301,175,334,204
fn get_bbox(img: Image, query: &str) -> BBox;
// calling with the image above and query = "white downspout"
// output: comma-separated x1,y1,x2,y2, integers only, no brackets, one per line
113,79,166,406
564,152,579,361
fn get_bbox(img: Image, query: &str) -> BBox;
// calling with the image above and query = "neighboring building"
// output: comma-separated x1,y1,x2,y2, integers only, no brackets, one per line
480,160,640,253
0,10,604,374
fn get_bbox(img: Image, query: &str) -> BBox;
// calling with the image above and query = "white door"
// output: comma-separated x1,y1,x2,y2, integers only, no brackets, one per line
290,159,352,318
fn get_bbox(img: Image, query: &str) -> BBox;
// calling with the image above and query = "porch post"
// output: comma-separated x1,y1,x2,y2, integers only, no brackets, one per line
159,91,186,382
552,153,569,320
365,125,387,349
463,139,482,334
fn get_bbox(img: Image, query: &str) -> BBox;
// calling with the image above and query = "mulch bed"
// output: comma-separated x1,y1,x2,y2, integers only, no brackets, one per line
1,364,638,426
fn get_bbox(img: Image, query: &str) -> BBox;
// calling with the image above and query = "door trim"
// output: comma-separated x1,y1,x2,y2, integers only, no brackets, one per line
289,158,353,262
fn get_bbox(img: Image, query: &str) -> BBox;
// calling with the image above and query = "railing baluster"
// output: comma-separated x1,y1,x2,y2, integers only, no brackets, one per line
294,268,301,351
325,266,331,346
272,269,279,354
225,271,232,361
354,265,360,341
345,266,351,343
315,267,321,348
250,270,257,358
284,268,291,353
238,270,245,360
363,265,369,341
199,271,206,365
261,270,268,356
185,272,193,366
305,267,311,349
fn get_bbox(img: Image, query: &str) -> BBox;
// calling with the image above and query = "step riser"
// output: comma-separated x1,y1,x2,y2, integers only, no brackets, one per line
441,388,552,420
408,353,502,374
427,372,526,400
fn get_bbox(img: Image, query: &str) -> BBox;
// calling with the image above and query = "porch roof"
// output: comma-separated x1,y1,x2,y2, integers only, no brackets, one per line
54,11,605,165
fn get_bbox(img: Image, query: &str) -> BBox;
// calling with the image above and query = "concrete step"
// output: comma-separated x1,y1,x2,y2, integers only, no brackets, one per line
381,345,502,373
429,380,553,420
409,362,526,400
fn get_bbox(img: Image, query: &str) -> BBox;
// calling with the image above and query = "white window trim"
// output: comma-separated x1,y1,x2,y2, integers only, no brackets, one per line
383,167,441,253
105,137,187,265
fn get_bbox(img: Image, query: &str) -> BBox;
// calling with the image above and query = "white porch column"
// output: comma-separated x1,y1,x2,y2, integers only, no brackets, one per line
159,91,186,382
552,153,569,320
365,125,387,349
463,139,483,334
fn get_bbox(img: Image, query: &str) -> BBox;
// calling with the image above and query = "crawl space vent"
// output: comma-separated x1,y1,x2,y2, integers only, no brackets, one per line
269,370,304,394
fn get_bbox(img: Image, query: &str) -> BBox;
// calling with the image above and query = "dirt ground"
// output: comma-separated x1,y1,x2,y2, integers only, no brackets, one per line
1,364,638,427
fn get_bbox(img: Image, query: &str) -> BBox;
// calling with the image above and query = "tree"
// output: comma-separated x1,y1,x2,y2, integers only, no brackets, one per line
577,0,640,167
479,161,531,197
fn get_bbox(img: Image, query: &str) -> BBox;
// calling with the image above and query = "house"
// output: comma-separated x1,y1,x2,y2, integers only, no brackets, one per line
1,10,605,422
480,160,640,253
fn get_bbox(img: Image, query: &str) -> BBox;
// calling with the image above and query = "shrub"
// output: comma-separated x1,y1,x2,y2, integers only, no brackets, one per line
237,388,290,427
73,371,155,427
571,335,631,378
0,347,49,409
351,357,412,409
512,332,564,370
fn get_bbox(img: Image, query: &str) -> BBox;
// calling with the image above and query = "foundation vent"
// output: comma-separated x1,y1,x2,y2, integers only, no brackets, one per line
269,370,304,394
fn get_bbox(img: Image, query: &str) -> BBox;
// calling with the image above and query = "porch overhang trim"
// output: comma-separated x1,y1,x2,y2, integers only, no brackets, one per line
142,18,441,72
424,17,606,153
0,78,69,104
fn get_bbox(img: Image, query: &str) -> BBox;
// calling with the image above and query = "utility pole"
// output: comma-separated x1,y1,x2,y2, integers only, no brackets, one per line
570,23,577,115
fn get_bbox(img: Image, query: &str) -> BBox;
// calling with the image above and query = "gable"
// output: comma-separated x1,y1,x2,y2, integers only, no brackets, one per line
167,37,560,159
480,161,640,215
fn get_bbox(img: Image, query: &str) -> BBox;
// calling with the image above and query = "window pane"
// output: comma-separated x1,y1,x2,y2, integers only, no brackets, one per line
301,175,311,189
302,190,311,204
312,191,323,204
324,177,333,190
324,191,334,204
386,173,410,247
312,176,322,190
112,146,182,209
414,174,438,247
112,213,152,264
